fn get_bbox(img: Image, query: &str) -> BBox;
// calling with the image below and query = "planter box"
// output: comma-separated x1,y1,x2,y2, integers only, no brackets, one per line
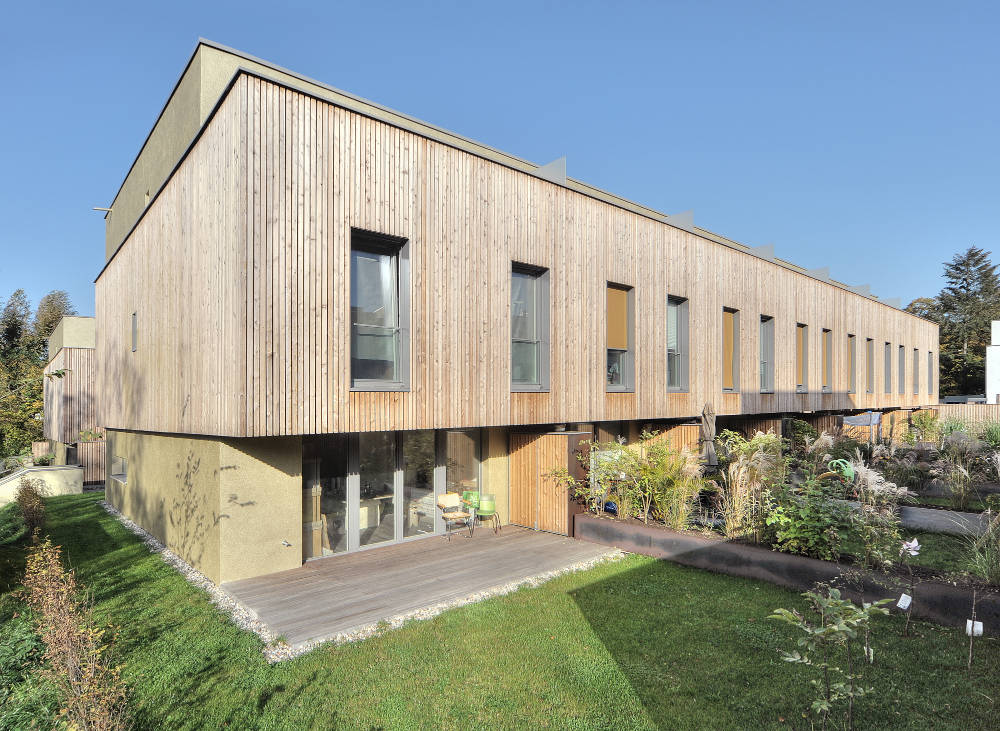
575,513,1000,636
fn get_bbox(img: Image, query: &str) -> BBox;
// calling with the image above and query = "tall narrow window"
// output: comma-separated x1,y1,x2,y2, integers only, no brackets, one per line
913,348,919,394
511,264,550,391
759,315,775,393
795,323,808,392
722,308,740,392
350,230,410,390
821,328,832,393
606,284,634,391
928,351,934,394
866,338,874,393
898,345,905,395
131,312,137,353
847,334,857,394
884,342,892,394
666,296,689,391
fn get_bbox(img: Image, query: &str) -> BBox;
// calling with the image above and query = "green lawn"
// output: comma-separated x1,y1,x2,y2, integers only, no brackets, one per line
2,493,998,730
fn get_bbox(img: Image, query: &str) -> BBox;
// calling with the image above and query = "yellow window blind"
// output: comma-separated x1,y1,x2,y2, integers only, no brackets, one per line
607,286,629,350
796,324,806,387
822,330,830,387
722,309,735,390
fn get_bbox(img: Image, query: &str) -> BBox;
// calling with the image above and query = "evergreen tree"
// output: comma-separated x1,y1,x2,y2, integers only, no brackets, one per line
935,247,1000,395
33,290,77,340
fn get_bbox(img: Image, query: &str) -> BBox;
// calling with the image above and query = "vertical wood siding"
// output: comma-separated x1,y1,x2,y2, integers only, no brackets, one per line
44,348,99,444
96,74,940,437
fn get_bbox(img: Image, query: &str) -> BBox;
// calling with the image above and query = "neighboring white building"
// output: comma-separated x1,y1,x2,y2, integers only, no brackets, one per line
987,320,1000,405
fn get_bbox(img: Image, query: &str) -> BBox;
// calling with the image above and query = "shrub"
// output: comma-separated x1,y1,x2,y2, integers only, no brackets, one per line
766,475,850,561
849,457,911,570
22,537,130,730
910,410,940,443
15,478,46,537
0,502,27,546
979,421,1000,450
716,430,785,542
939,416,972,439
32,453,55,467
967,513,1000,586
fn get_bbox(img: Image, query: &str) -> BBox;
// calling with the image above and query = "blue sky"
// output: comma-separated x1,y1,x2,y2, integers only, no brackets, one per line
1,0,997,317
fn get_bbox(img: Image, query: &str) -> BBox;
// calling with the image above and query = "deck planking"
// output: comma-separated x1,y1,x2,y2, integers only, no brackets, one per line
222,527,612,646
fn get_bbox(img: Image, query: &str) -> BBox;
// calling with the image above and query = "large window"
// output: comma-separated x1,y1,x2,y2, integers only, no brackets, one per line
884,342,892,394
913,348,920,395
866,338,874,393
759,315,775,393
666,296,689,391
928,351,934,394
607,284,634,391
796,323,808,392
302,434,349,558
358,432,396,547
847,334,857,394
821,328,832,393
898,345,905,395
511,264,549,390
350,230,409,390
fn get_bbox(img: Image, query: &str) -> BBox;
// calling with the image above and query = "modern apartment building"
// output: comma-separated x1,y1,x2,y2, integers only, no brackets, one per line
96,41,939,584
42,316,104,483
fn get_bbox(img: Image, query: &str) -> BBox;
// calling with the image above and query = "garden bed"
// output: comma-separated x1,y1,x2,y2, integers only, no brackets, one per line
575,513,1000,636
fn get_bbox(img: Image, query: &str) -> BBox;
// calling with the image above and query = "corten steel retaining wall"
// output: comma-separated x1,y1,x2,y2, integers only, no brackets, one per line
575,514,1000,636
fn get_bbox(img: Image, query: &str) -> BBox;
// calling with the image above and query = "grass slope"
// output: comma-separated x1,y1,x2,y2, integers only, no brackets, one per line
1,493,997,730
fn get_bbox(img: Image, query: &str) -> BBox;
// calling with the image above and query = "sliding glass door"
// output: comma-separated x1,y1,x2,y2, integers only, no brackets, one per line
303,428,482,559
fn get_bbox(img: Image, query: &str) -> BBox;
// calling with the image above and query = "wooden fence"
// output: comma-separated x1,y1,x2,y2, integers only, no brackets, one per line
77,441,105,484
930,404,1000,434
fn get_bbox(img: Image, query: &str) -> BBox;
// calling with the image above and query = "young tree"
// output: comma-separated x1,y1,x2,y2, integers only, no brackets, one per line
0,289,32,351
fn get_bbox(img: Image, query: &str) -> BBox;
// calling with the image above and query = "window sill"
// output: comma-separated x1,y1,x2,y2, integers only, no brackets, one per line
722,389,739,394
666,388,689,394
111,475,127,485
795,388,808,394
760,390,775,395
606,387,635,394
821,388,832,394
351,381,409,393
512,384,550,393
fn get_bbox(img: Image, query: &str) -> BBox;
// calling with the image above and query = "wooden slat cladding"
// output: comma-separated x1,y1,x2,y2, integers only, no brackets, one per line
77,442,106,484
98,73,939,437
931,404,1000,433
44,348,99,444
96,80,249,436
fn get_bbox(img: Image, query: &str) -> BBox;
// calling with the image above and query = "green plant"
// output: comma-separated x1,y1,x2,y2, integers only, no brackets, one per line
940,416,972,439
766,476,850,561
32,453,54,467
770,585,891,730
966,513,1000,586
716,430,785,542
909,410,940,443
646,443,708,531
0,605,44,702
979,421,1000,450
848,458,910,571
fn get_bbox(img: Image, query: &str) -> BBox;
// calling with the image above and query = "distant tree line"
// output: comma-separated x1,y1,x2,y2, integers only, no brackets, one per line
0,289,76,458
906,246,1000,397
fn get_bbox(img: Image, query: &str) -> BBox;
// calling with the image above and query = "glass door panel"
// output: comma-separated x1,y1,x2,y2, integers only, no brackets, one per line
303,435,349,558
402,430,436,537
359,432,396,547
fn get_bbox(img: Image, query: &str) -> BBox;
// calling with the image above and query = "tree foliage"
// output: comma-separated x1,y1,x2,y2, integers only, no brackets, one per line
0,289,75,458
906,246,1000,396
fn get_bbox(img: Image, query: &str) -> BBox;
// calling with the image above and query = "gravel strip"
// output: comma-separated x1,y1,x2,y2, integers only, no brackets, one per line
99,500,623,663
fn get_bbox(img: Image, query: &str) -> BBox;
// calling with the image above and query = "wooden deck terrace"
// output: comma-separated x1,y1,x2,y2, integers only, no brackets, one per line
221,527,614,648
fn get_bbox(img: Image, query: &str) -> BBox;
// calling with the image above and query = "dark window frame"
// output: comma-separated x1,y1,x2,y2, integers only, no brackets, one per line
606,282,635,393
666,295,689,392
511,262,550,392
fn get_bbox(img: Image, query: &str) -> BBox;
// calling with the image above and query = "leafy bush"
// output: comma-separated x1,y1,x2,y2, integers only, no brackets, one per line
939,416,971,439
979,421,1000,450
15,478,46,537
22,537,130,730
32,453,54,467
0,599,58,731
765,476,850,561
0,502,27,546
909,410,940,443
785,419,818,457
848,457,911,570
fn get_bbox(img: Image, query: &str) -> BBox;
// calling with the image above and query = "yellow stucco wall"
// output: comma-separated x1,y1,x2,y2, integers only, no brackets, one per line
48,316,96,355
105,430,304,584
218,437,302,582
481,427,510,525
0,467,83,507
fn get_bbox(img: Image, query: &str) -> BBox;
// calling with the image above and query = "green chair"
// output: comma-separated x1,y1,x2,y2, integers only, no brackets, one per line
461,491,480,536
477,493,501,534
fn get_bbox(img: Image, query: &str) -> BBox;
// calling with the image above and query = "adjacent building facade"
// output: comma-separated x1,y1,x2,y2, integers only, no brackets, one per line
96,41,939,584
43,316,104,483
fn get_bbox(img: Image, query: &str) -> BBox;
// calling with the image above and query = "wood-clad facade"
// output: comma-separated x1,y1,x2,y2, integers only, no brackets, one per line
97,72,938,439
94,44,939,581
